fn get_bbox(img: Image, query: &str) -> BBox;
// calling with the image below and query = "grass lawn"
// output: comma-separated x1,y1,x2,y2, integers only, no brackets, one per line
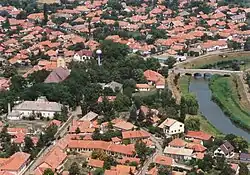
180,51,250,69
178,75,190,95
210,75,250,131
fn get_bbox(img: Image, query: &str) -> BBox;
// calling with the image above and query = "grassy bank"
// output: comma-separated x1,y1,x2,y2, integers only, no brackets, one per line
209,75,250,132
180,51,250,69
178,75,222,136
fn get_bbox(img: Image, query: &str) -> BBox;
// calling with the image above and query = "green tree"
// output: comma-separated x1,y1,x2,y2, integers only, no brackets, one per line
24,136,34,153
179,96,187,122
158,165,171,175
43,3,48,25
75,127,81,134
3,66,17,78
145,57,160,71
159,66,169,78
197,154,214,172
43,168,54,175
93,168,104,175
69,162,80,175
164,57,176,69
28,69,50,84
244,37,250,51
114,93,131,112
185,117,200,131
184,94,199,115
239,162,249,175
135,141,148,160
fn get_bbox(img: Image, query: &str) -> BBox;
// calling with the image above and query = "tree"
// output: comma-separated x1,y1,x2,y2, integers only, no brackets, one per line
114,93,131,112
158,165,171,175
179,96,187,122
75,127,81,134
239,162,249,175
183,94,199,115
135,141,148,160
220,163,235,175
145,57,160,71
197,154,214,172
43,3,48,25
93,168,104,175
28,69,50,84
164,57,176,69
185,117,200,131
69,162,80,175
43,168,54,175
159,66,168,78
3,66,17,78
244,37,250,51
24,136,34,153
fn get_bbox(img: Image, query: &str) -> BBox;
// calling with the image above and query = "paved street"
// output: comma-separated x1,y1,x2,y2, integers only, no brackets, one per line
138,133,163,175
24,110,77,175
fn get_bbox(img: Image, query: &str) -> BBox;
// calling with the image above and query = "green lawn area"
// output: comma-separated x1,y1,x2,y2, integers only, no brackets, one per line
209,75,250,131
178,75,190,95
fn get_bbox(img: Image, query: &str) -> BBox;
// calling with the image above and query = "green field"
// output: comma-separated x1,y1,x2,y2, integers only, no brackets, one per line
178,75,221,136
209,75,250,132
180,51,250,69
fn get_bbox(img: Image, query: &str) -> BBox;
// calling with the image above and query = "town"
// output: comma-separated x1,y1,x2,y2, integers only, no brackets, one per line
1,0,250,175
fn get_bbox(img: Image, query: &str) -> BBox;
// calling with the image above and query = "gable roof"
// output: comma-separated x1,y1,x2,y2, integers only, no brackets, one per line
155,155,173,166
0,152,30,172
185,131,212,141
122,130,151,139
219,141,234,155
44,67,70,83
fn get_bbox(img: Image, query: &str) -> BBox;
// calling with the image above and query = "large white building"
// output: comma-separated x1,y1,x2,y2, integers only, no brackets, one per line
8,96,62,120
158,118,184,137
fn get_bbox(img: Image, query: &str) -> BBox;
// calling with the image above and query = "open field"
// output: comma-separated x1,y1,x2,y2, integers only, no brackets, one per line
209,75,250,132
179,51,250,69
178,75,221,136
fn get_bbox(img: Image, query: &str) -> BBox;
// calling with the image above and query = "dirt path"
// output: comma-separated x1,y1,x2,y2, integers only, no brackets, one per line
167,72,181,104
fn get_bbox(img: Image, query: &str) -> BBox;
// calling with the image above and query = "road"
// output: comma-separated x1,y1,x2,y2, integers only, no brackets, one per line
24,111,77,175
138,133,163,175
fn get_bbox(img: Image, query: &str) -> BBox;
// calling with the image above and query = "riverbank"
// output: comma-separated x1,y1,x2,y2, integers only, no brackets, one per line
179,51,250,69
178,75,222,136
209,75,250,132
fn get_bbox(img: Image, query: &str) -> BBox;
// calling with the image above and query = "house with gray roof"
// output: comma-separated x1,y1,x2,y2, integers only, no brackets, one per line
8,96,63,120
44,67,70,83
103,81,123,92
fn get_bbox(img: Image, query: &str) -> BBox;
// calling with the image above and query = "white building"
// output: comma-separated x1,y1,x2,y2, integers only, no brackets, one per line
136,84,151,92
73,50,93,62
214,141,235,158
158,118,184,137
164,147,193,161
8,96,62,120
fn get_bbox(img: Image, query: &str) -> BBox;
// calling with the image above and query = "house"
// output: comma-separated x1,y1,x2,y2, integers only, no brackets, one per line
113,121,136,131
79,111,98,121
34,146,67,175
73,50,93,62
144,70,165,89
97,96,116,103
230,13,246,23
0,152,30,175
158,118,184,137
8,96,62,120
154,155,174,167
230,163,239,175
136,84,151,92
239,153,250,162
67,140,135,157
87,159,104,169
164,147,193,161
44,67,70,83
214,141,235,158
185,131,213,145
122,130,151,142
0,78,10,91
104,165,136,175
168,138,187,148
199,40,228,52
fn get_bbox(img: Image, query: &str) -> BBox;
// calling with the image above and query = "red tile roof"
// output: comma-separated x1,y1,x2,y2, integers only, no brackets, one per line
186,131,212,141
155,155,173,166
88,159,104,168
122,130,151,140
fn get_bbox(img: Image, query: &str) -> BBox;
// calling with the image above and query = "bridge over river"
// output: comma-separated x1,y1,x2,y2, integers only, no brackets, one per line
173,68,243,77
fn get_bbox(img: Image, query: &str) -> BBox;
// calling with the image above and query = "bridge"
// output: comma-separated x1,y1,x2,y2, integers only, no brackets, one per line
173,68,243,77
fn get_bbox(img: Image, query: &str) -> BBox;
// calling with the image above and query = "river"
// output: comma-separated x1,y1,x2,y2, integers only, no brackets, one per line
189,78,250,141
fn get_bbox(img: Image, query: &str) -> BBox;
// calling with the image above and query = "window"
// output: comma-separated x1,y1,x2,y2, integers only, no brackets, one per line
180,125,182,127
